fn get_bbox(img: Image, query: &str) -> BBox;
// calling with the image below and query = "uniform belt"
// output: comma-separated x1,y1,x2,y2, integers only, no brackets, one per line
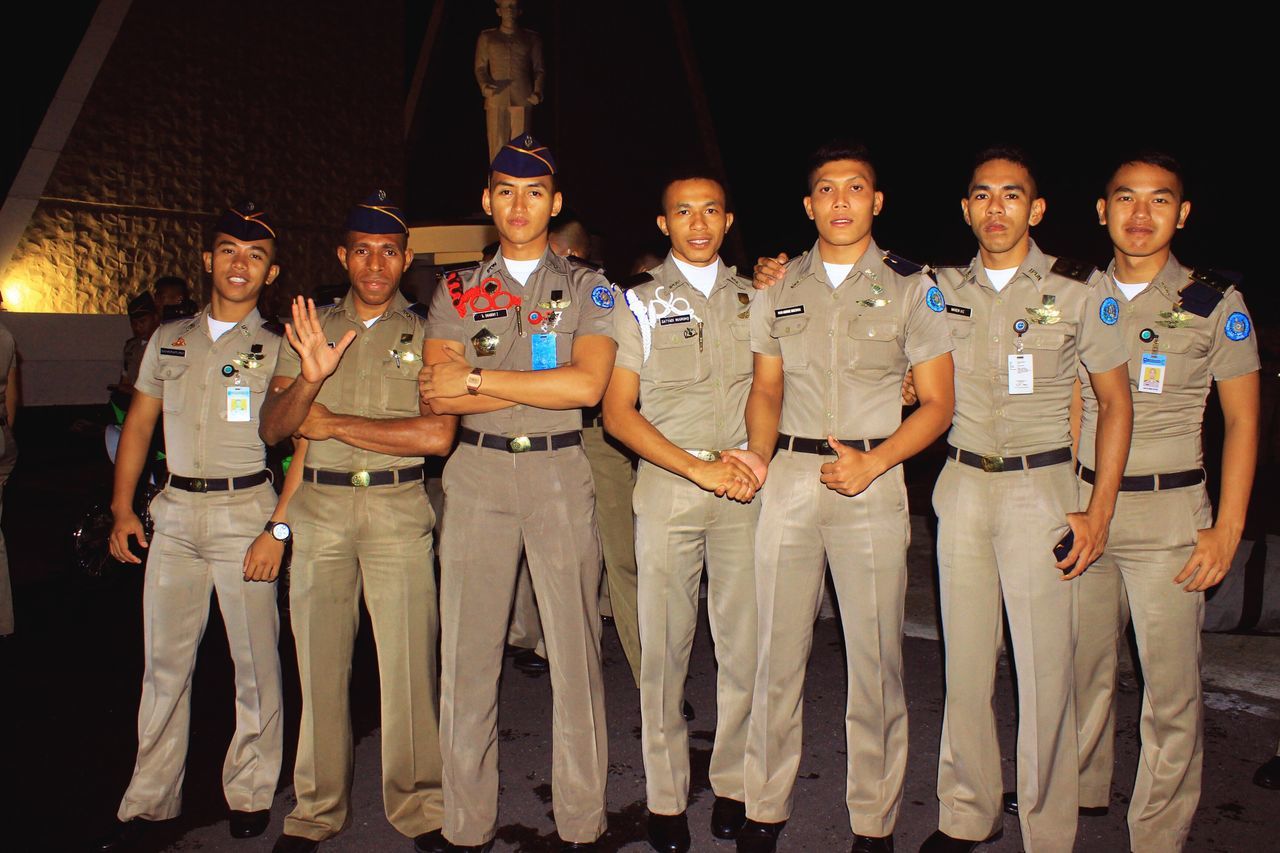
948,445,1072,473
168,470,270,493
777,433,886,456
1076,462,1205,492
303,465,424,487
458,426,582,454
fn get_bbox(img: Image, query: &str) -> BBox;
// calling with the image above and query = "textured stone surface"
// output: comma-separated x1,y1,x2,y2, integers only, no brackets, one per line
9,0,405,315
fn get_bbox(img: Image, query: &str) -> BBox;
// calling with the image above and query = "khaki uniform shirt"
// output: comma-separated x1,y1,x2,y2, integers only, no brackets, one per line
474,28,544,107
274,291,426,472
135,307,282,477
750,239,953,440
425,250,617,437
613,255,754,450
1078,255,1259,474
122,336,146,385
935,241,1129,456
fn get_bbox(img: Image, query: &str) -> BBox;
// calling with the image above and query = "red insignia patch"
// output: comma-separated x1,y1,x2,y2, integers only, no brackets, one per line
171,337,186,346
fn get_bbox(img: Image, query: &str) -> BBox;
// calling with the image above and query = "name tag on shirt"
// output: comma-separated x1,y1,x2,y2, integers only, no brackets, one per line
1008,354,1034,395
1139,353,1166,394
531,332,557,370
227,385,252,422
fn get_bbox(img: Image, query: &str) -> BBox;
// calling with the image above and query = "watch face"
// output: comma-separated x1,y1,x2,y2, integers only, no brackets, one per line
269,522,291,541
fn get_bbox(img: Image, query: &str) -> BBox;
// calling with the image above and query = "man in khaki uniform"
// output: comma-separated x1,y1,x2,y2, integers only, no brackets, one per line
921,148,1132,853
1072,153,1259,851
260,194,455,853
101,203,287,848
474,0,544,161
420,136,616,852
0,319,17,639
603,174,762,853
741,142,956,853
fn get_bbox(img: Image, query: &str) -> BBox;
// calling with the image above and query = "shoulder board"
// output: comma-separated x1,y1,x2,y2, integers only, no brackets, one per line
564,255,606,274
619,271,654,290
881,251,924,278
407,302,430,320
1178,269,1236,318
439,260,481,276
1049,257,1097,284
260,319,285,336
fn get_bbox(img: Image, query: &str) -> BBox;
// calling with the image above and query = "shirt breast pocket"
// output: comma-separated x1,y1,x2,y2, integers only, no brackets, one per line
380,358,421,415
221,369,270,422
947,317,975,373
1022,325,1074,383
156,361,189,413
730,321,753,376
1152,328,1207,387
651,327,699,386
847,318,904,375
770,315,809,371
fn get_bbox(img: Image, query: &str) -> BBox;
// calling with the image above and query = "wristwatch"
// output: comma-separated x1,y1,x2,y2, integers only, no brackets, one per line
465,368,484,395
265,520,292,543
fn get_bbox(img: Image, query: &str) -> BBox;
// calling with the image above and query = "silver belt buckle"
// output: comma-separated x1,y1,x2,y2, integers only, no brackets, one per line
508,434,532,453
980,454,1005,473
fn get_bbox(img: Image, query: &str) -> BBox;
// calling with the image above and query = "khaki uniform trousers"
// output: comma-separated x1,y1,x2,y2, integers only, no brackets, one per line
1075,479,1212,852
932,459,1078,853
439,442,608,846
634,462,758,815
284,481,443,841
506,425,640,683
486,106,531,162
0,426,15,636
744,450,910,837
118,482,282,820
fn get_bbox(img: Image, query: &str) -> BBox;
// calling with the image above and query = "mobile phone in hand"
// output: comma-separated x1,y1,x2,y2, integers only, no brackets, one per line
1053,529,1075,570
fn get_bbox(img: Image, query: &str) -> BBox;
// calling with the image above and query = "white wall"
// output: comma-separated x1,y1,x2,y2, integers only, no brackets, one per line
2,312,130,406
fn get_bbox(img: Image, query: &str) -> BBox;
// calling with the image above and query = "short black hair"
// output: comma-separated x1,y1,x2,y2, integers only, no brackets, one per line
1106,150,1187,198
805,140,877,193
657,167,730,214
969,144,1039,198
153,276,189,300
487,170,556,194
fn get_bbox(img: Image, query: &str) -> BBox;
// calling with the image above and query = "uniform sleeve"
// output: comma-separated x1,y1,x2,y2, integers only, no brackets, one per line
273,329,302,380
612,291,646,374
1209,290,1261,381
575,271,617,340
1078,285,1130,374
425,271,467,343
133,334,164,398
902,276,954,365
750,281,781,357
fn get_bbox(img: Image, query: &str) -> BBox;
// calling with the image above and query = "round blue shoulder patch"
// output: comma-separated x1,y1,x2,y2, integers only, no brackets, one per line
1099,296,1119,325
591,285,614,310
925,285,945,313
1224,311,1251,341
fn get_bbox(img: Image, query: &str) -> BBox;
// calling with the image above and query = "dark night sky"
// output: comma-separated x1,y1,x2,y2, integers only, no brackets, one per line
6,3,1267,313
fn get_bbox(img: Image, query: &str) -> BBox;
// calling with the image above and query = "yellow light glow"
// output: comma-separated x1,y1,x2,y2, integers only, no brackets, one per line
1,282,23,309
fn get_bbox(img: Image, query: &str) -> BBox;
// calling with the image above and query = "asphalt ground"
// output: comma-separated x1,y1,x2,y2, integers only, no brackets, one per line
3,408,1278,852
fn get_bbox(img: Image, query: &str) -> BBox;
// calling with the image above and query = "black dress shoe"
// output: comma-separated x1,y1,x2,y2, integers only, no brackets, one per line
917,829,1001,852
271,833,320,853
230,809,270,839
1255,755,1280,789
852,834,894,852
94,819,152,851
681,699,695,721
647,810,690,853
513,648,549,674
1003,790,1108,817
736,819,785,853
710,797,747,839
414,829,446,852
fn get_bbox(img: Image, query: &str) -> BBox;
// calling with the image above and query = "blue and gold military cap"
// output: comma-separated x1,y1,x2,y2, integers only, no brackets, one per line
213,200,276,242
344,189,408,235
127,291,156,317
491,134,557,178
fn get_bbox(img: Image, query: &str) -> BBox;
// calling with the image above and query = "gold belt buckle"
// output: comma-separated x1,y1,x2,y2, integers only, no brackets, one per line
189,478,206,492
980,454,1005,473
350,470,371,487
508,434,532,453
